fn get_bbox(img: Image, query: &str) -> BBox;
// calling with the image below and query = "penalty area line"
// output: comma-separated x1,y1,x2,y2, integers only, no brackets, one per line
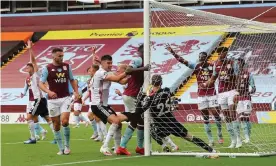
3,139,87,145
41,156,144,166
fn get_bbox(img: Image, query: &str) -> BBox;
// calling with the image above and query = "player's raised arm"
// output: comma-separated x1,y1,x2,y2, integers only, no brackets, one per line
26,40,38,72
165,44,189,66
91,46,101,65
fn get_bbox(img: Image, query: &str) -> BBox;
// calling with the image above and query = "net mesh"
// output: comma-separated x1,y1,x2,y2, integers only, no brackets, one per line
145,0,276,156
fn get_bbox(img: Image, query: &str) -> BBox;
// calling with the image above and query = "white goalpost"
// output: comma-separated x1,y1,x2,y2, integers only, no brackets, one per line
143,0,276,157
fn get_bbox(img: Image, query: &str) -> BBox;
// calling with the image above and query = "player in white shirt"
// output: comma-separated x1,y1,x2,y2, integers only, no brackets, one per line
23,40,55,144
90,55,127,156
82,65,107,141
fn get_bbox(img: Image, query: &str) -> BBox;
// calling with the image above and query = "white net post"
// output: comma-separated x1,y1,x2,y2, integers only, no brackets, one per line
144,0,151,157
146,0,276,157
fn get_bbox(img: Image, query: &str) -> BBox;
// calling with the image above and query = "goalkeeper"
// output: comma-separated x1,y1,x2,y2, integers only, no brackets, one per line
141,74,217,153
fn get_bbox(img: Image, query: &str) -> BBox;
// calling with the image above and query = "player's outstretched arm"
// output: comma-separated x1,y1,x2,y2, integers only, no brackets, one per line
26,40,38,72
126,64,150,73
105,72,127,82
91,47,100,65
165,44,189,66
21,81,29,98
118,77,129,85
82,91,90,102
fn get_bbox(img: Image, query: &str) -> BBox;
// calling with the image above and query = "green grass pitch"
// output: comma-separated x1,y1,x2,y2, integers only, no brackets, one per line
1,124,276,166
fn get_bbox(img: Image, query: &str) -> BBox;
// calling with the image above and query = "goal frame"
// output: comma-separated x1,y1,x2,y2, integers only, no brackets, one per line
143,0,276,157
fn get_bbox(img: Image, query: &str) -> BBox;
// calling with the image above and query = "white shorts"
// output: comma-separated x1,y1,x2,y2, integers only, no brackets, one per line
73,103,82,111
26,101,35,113
198,95,219,110
122,95,137,113
48,96,71,117
236,100,252,117
218,90,239,110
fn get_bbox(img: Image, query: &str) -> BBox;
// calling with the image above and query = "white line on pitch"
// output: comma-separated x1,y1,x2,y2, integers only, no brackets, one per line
3,137,137,145
41,156,143,166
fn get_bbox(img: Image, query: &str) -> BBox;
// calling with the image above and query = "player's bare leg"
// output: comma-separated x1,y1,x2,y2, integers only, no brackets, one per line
61,112,71,155
201,109,214,146
87,112,98,139
24,113,36,144
209,108,223,144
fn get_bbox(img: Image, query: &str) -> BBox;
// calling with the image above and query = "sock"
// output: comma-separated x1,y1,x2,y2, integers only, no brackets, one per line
48,122,56,141
226,122,236,143
103,123,118,148
63,126,70,148
79,114,88,122
136,129,144,148
48,122,54,133
91,120,98,135
27,120,35,140
54,130,63,152
191,136,213,152
34,123,41,136
242,121,251,140
232,120,241,142
204,123,213,143
73,115,80,126
163,136,177,149
38,123,45,133
120,126,135,148
214,116,223,139
96,122,102,138
99,121,107,137
114,125,122,150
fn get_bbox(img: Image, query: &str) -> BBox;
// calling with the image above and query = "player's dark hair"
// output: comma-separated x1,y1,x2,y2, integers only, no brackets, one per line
217,47,229,53
26,63,34,68
101,55,112,61
92,64,100,70
52,48,63,53
138,44,144,54
87,66,91,72
199,52,208,56
151,74,162,86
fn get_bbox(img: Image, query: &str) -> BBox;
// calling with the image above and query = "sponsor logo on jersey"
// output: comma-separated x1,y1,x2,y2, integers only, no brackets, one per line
55,73,66,83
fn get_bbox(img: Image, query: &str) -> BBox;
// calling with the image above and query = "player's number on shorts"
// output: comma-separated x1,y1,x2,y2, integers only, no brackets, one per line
211,99,218,105
157,98,170,117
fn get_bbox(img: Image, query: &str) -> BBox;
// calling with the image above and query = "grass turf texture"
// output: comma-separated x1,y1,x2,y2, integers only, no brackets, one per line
1,124,276,166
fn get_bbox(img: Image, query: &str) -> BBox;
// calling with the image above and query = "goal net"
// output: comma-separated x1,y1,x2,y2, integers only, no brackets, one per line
143,0,276,157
